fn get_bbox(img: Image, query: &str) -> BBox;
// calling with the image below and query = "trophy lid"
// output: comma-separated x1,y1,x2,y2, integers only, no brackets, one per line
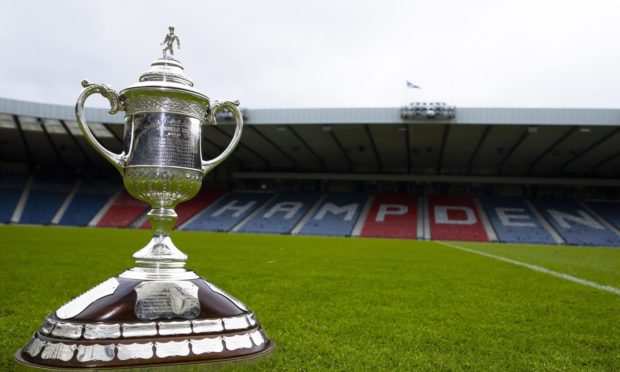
120,28,210,103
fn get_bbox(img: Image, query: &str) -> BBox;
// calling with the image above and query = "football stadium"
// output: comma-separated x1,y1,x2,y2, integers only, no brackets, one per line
2,1,620,369
1,96,619,370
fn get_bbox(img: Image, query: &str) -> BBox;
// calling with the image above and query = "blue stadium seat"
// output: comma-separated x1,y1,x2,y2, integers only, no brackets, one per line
532,198,620,247
238,191,321,234
481,197,555,244
0,173,28,223
20,175,77,225
181,192,273,232
585,201,620,230
298,193,367,236
59,179,120,226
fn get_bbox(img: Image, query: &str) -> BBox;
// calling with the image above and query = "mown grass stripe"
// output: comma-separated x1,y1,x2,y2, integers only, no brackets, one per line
436,241,620,296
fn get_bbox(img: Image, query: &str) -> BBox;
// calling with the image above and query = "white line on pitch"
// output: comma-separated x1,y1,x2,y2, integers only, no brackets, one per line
435,241,620,296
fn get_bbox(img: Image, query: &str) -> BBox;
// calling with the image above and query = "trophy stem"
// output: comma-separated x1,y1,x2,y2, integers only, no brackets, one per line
132,207,189,270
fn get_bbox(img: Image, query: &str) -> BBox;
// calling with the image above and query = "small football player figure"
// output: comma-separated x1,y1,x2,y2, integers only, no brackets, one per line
161,26,181,58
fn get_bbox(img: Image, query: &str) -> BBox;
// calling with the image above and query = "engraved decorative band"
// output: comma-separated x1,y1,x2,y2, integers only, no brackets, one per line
40,313,257,339
123,95,209,120
24,329,267,363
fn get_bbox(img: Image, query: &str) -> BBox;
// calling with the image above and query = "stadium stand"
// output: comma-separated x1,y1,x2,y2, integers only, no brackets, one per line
0,173,27,223
58,179,120,226
360,193,418,239
238,191,322,234
19,175,76,225
297,193,367,236
139,188,227,230
532,198,620,247
428,195,489,242
585,201,620,230
181,192,273,232
96,191,149,228
481,197,555,244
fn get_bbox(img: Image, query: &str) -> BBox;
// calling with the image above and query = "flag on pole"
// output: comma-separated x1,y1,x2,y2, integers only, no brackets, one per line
406,81,421,89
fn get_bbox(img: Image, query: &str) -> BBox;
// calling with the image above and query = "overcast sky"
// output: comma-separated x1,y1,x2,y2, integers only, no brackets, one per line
1,0,619,109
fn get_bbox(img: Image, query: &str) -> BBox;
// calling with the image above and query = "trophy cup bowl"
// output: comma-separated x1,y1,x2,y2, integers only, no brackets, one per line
16,34,274,369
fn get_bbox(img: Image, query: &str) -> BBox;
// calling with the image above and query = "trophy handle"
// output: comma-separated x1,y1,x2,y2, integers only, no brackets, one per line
75,80,127,173
202,100,243,175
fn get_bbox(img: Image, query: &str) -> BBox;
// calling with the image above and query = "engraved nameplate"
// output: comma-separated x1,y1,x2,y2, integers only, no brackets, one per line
159,320,192,336
192,319,223,333
51,322,83,339
24,338,46,357
205,280,248,311
250,330,265,346
223,315,249,331
134,281,200,321
122,322,157,338
40,318,56,335
117,342,153,361
41,342,77,361
76,344,115,362
155,340,190,358
224,334,253,351
191,337,224,354
56,278,119,319
84,323,121,339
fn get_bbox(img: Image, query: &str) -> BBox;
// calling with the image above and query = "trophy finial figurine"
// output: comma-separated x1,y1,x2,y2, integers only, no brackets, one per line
161,26,180,58
16,30,274,369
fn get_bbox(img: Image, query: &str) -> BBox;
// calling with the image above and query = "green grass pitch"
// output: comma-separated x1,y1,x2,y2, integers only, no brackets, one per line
1,225,619,371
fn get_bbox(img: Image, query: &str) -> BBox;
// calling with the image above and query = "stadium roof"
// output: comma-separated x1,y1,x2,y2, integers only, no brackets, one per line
0,97,619,183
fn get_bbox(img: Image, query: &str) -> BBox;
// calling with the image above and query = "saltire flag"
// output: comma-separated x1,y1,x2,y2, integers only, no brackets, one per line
406,81,421,89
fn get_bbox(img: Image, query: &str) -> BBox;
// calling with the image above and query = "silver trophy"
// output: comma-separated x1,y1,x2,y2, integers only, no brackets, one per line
16,28,274,369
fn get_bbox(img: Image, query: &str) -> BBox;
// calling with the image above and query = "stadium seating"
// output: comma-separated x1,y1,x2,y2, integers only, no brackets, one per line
532,199,620,247
3,169,619,247
297,193,368,236
238,191,321,234
585,201,620,230
97,191,149,228
139,188,227,230
20,175,76,225
360,193,418,239
181,192,273,232
481,197,555,244
0,173,27,223
58,179,120,226
428,195,489,242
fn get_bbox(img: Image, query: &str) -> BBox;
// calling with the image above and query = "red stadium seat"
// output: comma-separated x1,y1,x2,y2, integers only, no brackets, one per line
429,195,489,242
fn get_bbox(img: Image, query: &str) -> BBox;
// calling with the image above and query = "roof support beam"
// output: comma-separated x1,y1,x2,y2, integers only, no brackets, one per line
328,128,353,171
404,125,412,174
247,126,297,169
364,125,382,172
498,128,529,170
594,150,620,170
437,125,450,174
104,123,124,146
38,118,64,165
287,125,325,170
467,125,492,174
528,126,578,173
561,127,620,169
211,125,270,168
59,119,92,167
13,115,34,169
202,135,242,164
